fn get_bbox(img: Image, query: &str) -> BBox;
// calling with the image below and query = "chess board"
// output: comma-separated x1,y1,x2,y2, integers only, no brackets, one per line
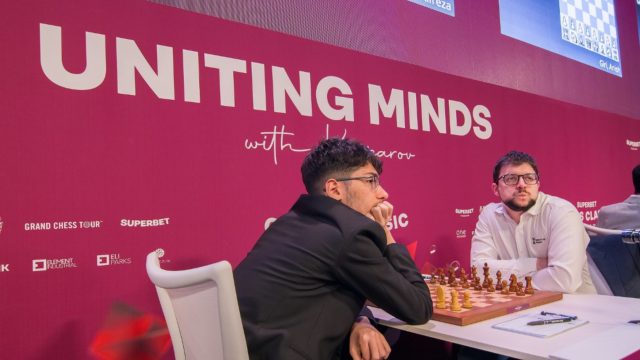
426,281,563,326
559,0,619,61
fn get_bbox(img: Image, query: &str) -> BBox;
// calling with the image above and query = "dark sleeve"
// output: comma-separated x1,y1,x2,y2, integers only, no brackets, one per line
334,227,433,325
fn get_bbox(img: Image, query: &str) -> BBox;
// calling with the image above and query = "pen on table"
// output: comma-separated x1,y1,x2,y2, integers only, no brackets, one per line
527,318,574,326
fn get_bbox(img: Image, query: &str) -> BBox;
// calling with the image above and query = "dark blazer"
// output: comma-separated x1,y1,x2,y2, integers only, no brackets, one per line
234,195,432,360
587,234,640,298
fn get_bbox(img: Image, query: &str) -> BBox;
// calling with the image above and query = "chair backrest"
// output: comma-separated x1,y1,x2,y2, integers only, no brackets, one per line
583,223,623,236
145,251,249,360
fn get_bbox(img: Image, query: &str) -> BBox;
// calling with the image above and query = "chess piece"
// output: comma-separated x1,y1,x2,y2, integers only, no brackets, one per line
462,290,473,309
471,265,477,279
460,269,468,288
474,276,482,291
430,272,437,284
495,271,503,290
450,289,462,312
509,274,518,292
525,276,535,295
516,281,525,296
500,280,509,295
487,278,495,292
436,285,447,309
482,263,490,288
448,267,456,285
439,273,447,286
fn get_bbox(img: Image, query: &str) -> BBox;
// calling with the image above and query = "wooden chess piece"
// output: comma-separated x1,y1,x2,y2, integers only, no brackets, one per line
462,290,473,309
430,272,437,284
450,289,462,312
487,278,495,292
461,273,469,289
474,276,482,291
448,267,456,285
509,274,518,292
436,285,447,309
500,280,510,295
525,276,535,295
471,265,477,279
516,281,525,296
439,273,447,286
495,270,503,290
482,263,490,288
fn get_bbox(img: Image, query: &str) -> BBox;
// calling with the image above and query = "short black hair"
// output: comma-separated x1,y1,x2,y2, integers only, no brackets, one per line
493,151,539,184
301,138,382,194
633,164,640,194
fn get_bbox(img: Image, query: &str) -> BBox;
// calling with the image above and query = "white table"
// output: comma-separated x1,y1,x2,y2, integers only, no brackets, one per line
370,294,640,360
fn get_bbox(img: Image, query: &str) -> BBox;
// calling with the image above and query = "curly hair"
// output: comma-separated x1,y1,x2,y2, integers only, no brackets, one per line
301,138,382,194
492,151,539,184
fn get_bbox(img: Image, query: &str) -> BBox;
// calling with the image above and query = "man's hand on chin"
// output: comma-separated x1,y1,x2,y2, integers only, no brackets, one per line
370,201,395,245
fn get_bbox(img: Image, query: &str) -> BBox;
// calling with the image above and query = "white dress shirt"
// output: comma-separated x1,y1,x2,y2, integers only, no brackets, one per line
471,192,596,294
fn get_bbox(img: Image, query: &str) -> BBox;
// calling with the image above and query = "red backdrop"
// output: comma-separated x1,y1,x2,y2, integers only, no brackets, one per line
1,0,638,358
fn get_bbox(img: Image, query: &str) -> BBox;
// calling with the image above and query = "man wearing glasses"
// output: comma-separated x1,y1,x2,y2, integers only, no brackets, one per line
471,151,596,294
234,138,432,360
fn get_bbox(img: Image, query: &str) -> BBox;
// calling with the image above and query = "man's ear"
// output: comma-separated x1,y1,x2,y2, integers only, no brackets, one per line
491,182,499,197
324,179,343,201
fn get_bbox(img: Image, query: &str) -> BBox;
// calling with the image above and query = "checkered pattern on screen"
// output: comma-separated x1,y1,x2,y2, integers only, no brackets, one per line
559,0,619,61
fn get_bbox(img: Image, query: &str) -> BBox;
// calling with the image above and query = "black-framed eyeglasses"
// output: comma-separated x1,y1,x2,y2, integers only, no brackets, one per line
498,173,539,186
335,175,380,190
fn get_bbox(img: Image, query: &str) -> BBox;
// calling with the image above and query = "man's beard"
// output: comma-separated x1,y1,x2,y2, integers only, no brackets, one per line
504,195,536,212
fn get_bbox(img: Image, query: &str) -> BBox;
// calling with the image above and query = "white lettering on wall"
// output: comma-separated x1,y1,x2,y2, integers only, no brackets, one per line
39,23,493,140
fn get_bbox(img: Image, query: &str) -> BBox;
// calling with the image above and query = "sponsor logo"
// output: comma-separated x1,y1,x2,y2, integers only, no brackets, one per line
0,264,9,272
24,220,102,231
408,0,455,17
120,218,170,227
576,201,599,222
627,139,640,150
455,208,474,217
154,248,171,264
32,258,78,271
97,253,132,266
576,201,597,209
386,213,409,231
532,237,546,245
456,229,467,239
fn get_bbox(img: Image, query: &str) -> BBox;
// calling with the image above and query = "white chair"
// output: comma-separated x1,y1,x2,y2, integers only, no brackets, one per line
583,223,623,236
145,251,249,360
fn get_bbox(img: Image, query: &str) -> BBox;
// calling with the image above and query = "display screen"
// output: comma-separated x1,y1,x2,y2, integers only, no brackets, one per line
500,0,621,77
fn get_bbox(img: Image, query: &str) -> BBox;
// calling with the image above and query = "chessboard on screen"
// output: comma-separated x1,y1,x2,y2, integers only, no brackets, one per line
425,263,563,326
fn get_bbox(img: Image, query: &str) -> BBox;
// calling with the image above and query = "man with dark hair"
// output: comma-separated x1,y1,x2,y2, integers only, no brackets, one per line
235,138,432,360
471,151,596,293
596,164,640,230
